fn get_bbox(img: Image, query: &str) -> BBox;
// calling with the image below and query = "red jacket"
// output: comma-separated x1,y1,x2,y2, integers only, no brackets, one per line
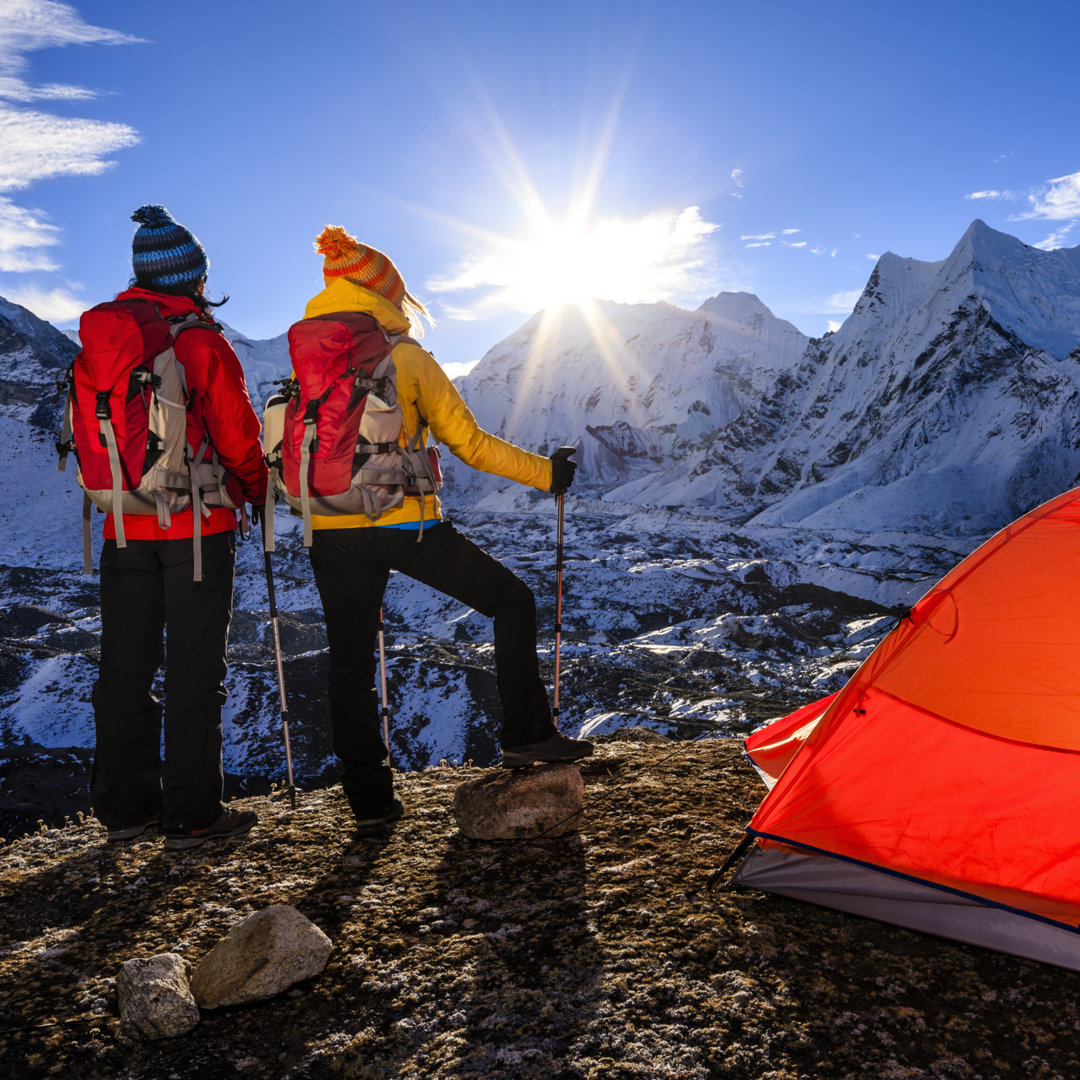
101,288,268,542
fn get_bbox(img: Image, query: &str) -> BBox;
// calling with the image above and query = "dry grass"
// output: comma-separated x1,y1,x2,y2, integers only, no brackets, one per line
2,737,1078,1080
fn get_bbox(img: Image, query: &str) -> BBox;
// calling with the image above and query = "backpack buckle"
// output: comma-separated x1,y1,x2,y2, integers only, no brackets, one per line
132,367,161,389
54,371,71,402
95,391,111,420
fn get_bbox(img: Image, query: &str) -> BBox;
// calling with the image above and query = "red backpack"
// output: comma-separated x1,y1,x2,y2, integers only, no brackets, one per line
262,311,441,548
57,298,236,579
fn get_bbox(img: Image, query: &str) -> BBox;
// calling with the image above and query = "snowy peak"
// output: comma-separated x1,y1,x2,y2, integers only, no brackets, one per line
452,294,809,493
737,221,1080,534
0,294,78,370
959,219,1080,359
693,291,809,367
843,220,1080,362
696,290,800,335
0,294,78,432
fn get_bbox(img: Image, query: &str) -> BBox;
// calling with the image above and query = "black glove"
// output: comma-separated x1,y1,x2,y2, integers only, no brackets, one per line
550,446,578,496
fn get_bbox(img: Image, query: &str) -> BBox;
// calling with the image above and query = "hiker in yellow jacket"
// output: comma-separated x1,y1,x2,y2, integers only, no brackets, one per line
301,227,592,836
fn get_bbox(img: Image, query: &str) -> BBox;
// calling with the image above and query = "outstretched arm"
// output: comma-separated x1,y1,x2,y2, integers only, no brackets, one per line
407,345,554,491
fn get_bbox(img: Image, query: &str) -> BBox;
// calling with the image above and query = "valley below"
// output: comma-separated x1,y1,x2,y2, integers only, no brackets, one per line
0,499,970,840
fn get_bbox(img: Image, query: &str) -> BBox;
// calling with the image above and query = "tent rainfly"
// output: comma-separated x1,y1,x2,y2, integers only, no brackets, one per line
730,487,1080,972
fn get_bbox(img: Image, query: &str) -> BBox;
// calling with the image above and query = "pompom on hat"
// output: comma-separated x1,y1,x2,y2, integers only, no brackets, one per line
130,205,208,292
315,225,430,332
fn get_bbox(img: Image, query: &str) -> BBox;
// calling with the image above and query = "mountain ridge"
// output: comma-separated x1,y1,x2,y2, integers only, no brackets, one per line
1,218,1078,812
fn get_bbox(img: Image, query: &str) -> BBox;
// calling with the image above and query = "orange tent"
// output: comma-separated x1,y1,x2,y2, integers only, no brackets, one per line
733,487,1080,970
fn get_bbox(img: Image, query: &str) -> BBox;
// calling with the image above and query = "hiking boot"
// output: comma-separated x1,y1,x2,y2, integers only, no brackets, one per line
163,807,257,851
106,815,161,843
353,798,404,838
501,731,595,769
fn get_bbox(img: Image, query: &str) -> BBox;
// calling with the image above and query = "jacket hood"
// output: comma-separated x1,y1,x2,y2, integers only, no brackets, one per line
303,278,411,333
114,287,206,321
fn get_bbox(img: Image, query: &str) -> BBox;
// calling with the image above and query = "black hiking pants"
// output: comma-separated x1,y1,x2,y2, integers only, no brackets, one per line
309,521,555,818
90,532,235,832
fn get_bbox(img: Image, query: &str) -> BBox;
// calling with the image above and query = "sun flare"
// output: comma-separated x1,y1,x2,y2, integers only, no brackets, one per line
431,206,720,318
507,214,691,311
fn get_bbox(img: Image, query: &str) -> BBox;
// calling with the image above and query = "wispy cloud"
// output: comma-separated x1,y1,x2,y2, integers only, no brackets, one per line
964,170,1080,227
0,106,138,192
730,168,745,199
787,287,864,324
0,0,142,102
742,227,814,252
1034,220,1078,251
0,1,140,304
825,288,864,313
5,282,84,322
1025,171,1080,221
0,197,60,271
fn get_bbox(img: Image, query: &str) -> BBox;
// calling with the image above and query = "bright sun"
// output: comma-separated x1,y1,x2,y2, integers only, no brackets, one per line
508,220,644,311
493,207,718,314
420,89,720,322
427,206,719,319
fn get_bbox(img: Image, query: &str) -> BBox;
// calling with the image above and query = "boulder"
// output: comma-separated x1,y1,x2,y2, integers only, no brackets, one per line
454,764,584,840
190,905,332,1009
116,953,199,1040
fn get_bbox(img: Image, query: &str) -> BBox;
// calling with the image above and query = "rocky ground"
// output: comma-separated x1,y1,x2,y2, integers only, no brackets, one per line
2,736,1078,1080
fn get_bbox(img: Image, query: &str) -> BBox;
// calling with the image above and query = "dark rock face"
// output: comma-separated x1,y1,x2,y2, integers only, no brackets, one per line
0,303,78,432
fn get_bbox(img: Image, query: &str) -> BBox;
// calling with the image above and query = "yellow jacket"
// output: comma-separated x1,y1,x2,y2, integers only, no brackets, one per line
304,278,553,530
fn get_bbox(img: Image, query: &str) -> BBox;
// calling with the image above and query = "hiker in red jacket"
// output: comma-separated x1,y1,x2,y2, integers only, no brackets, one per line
86,205,267,850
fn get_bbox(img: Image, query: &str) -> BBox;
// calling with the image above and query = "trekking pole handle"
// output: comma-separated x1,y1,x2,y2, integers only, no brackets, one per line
550,446,577,501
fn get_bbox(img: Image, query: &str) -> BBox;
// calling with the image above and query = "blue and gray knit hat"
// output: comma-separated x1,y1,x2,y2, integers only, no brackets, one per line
130,205,209,291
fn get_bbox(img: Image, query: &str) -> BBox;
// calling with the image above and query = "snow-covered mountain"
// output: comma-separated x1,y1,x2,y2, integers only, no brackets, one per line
452,292,808,498
730,220,1080,534
3,219,1079,834
453,221,1080,537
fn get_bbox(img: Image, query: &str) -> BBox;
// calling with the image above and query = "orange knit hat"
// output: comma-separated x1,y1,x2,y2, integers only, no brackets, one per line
314,226,431,333
315,225,407,307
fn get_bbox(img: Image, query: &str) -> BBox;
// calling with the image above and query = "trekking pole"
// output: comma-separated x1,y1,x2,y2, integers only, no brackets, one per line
551,447,577,729
263,548,297,808
378,606,391,766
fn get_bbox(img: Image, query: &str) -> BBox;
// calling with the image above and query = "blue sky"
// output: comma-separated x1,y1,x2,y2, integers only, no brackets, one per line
2,0,1078,375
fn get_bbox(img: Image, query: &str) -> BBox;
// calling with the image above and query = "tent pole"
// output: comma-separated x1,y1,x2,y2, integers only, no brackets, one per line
707,831,756,892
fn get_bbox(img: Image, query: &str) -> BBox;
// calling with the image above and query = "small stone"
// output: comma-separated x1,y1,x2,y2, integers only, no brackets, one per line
453,764,584,840
116,953,199,1040
189,904,332,1009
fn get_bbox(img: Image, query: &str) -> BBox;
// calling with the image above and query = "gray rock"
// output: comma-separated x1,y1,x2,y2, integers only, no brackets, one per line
454,764,584,840
189,905,332,1009
116,953,199,1040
